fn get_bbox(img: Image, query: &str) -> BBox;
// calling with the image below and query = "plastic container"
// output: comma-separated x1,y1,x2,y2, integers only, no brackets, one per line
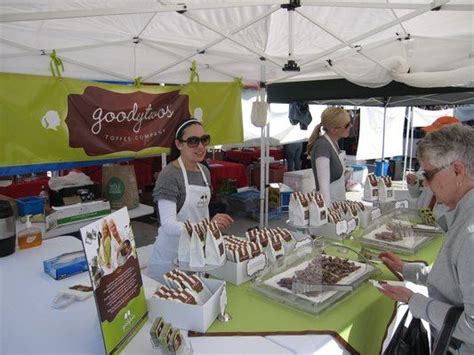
17,215,42,249
248,207,282,222
227,189,260,217
375,160,389,177
16,196,45,218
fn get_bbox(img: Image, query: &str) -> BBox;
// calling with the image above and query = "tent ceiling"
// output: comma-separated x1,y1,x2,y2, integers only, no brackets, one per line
267,78,474,106
0,0,472,89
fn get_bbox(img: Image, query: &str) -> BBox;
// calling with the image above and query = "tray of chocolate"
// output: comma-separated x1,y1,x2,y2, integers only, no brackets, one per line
251,248,376,315
359,209,443,255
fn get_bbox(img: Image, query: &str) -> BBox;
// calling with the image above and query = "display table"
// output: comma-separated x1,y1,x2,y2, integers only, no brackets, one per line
15,203,154,240
0,236,349,354
0,234,443,354
207,159,249,192
202,236,443,355
225,148,285,165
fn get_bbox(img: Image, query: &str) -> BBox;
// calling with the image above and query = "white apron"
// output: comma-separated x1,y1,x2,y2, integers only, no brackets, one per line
324,134,347,203
147,157,210,282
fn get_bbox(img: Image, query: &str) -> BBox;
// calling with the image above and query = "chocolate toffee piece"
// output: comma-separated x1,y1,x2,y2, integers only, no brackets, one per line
175,290,197,304
368,174,378,187
158,323,172,349
257,233,269,248
245,231,258,243
184,220,193,236
154,286,170,299
375,231,403,242
169,328,183,352
193,225,205,242
238,246,250,262
249,241,261,258
270,235,282,251
150,317,165,340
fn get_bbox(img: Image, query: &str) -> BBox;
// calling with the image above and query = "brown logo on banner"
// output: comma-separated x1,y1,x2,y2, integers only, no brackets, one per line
66,86,190,155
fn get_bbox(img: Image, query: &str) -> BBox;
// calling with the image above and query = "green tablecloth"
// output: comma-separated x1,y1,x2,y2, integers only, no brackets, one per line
206,236,443,355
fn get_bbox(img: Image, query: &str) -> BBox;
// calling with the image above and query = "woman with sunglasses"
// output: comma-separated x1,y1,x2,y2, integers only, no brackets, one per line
406,116,460,227
148,118,234,282
377,124,474,354
307,107,352,205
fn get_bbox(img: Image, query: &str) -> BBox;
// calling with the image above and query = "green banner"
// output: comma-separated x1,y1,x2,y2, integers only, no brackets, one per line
0,72,243,169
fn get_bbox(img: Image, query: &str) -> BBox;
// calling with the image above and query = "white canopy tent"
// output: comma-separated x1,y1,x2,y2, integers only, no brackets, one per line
1,0,472,88
1,0,473,227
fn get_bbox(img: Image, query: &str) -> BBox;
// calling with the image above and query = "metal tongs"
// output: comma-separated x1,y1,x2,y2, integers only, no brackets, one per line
291,279,354,294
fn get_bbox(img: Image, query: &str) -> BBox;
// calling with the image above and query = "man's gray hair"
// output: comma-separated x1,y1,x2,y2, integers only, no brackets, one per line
417,124,474,178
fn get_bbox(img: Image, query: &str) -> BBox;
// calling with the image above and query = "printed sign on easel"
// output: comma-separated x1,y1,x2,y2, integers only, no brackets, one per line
80,207,148,355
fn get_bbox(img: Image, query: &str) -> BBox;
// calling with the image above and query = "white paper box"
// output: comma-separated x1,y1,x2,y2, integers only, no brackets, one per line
45,200,111,230
209,260,250,285
148,278,225,333
283,169,315,194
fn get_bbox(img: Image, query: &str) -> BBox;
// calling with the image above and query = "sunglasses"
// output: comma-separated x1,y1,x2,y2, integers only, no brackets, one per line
179,134,211,148
422,163,450,181
336,122,351,129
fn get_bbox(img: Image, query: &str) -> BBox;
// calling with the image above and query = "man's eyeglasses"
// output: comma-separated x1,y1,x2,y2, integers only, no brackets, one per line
180,134,211,148
422,164,450,181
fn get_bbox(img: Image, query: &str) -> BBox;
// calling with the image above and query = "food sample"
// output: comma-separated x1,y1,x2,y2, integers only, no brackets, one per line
277,255,361,296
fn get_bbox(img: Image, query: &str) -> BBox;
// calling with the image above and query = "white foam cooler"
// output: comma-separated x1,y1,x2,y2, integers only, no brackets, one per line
283,169,315,193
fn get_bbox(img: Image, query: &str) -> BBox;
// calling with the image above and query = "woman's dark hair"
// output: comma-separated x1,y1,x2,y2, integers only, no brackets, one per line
169,118,203,161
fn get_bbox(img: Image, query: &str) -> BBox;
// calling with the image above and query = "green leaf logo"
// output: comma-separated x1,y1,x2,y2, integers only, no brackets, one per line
107,177,125,201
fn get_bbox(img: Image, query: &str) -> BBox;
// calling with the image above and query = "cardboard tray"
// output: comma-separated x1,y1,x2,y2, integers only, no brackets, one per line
148,278,225,333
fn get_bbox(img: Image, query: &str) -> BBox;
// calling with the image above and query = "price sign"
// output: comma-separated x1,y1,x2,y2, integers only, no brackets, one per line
347,219,357,233
336,220,348,235
246,253,267,277
371,208,382,220
395,200,409,209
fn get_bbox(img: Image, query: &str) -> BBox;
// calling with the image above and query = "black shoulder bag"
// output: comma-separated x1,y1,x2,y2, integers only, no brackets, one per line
432,306,464,355
383,309,430,355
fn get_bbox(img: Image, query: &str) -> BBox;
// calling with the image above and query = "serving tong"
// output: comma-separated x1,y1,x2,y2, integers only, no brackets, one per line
291,279,354,294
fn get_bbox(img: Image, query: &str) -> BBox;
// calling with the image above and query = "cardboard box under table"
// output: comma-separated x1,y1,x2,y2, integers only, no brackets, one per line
148,278,225,333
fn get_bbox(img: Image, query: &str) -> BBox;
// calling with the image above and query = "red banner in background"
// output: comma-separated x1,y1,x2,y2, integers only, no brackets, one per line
66,87,190,156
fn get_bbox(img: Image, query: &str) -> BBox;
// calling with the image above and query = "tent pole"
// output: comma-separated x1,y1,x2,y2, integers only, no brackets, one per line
265,123,270,227
259,63,267,228
161,153,167,170
402,107,410,188
381,98,389,175
408,107,415,172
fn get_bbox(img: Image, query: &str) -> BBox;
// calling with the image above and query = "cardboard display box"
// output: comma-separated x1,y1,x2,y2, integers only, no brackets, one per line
45,200,111,230
209,260,251,286
148,278,225,333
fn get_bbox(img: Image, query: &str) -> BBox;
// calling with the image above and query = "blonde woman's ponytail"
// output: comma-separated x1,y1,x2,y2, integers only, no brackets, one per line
307,123,322,155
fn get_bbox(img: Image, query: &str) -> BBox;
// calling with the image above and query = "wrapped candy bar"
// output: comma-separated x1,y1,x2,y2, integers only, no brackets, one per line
205,221,225,265
178,220,193,263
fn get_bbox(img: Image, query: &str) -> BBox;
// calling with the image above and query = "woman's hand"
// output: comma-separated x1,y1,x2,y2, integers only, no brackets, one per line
379,251,404,274
211,213,234,230
377,283,414,304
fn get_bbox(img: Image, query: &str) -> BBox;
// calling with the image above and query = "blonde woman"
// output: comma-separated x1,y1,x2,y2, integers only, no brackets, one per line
307,107,351,205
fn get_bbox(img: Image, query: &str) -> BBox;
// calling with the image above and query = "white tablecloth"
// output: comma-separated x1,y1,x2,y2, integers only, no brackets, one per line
1,236,349,355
